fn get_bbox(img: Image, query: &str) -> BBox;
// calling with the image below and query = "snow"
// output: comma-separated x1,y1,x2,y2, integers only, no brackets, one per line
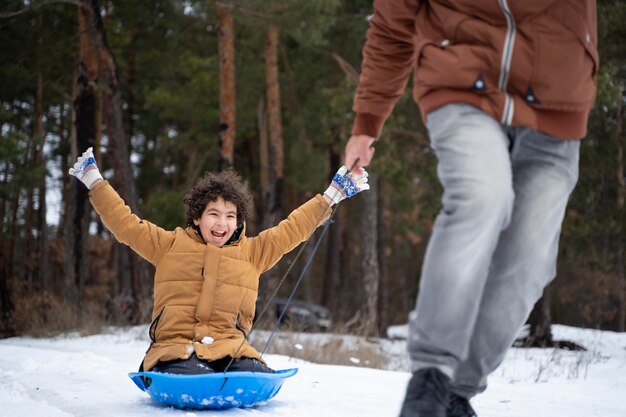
0,325,625,417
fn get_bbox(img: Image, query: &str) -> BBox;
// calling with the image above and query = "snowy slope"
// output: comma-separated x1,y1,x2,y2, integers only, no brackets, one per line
0,325,624,417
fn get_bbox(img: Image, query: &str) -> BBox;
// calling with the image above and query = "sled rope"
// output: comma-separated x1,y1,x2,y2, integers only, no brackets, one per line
221,160,360,377
259,216,332,356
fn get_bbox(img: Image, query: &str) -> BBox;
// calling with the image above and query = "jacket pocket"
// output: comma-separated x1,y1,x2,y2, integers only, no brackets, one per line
526,13,597,110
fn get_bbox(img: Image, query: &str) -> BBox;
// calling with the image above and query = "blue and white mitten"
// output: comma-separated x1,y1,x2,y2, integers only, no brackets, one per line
68,147,103,189
324,166,370,205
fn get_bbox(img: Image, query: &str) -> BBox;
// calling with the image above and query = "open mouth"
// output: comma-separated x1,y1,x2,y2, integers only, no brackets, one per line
211,230,227,239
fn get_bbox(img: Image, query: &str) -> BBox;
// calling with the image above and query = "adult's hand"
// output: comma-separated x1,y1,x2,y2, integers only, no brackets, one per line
344,134,375,175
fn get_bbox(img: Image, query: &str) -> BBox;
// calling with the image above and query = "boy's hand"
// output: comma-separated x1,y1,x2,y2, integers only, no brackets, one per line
68,147,103,189
324,166,370,205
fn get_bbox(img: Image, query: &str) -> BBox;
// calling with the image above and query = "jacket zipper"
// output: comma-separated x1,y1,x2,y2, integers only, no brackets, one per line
498,0,516,125
149,307,165,344
235,313,248,340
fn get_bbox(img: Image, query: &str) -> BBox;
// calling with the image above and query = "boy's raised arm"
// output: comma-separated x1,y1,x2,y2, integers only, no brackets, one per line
250,166,369,273
69,148,174,265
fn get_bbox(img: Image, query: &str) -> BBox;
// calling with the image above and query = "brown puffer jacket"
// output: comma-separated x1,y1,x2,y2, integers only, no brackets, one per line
353,0,598,140
89,181,331,371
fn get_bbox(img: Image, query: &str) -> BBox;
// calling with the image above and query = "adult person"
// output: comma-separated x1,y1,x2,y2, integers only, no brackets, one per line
344,1,597,416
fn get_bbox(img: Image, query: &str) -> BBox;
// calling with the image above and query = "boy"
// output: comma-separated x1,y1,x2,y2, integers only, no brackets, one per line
69,147,368,374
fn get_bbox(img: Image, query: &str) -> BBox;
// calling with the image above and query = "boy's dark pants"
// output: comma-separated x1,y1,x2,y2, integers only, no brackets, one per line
150,353,275,374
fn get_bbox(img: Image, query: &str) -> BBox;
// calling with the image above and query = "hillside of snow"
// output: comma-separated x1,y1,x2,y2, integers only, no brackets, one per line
0,325,624,417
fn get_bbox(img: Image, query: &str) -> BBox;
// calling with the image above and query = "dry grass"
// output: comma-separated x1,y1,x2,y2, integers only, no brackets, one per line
248,330,392,370
11,291,107,338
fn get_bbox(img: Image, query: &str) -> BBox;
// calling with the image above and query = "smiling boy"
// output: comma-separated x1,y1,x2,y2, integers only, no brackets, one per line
69,148,368,375
194,198,237,246
184,169,255,248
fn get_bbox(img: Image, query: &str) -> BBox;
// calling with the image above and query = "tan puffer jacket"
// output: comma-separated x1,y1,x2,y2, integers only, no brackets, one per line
89,181,332,371
353,0,598,140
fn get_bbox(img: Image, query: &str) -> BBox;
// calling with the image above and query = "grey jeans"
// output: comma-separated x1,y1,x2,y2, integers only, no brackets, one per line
408,103,580,397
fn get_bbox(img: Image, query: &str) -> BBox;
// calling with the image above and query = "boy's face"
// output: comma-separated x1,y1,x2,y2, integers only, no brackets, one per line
193,197,238,247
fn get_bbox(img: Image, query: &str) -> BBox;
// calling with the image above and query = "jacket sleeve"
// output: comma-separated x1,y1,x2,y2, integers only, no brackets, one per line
89,180,174,266
248,195,332,274
352,0,421,138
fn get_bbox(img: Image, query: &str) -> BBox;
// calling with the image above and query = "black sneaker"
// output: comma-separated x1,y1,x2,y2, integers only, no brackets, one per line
447,393,477,417
399,368,451,417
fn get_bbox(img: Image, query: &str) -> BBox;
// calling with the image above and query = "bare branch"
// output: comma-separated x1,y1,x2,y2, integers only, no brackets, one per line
331,53,359,81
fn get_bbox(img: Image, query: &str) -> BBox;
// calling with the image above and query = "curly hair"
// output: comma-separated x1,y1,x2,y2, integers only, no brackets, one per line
184,168,254,227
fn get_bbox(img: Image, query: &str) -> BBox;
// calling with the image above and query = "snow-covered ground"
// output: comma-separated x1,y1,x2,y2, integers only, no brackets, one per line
0,325,624,417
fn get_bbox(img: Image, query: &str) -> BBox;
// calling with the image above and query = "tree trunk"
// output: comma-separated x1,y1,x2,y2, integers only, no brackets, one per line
524,285,554,347
257,95,275,323
124,36,137,146
94,88,103,163
32,10,50,290
38,142,51,291
377,180,389,335
64,66,79,303
0,235,13,337
77,0,138,208
35,69,50,291
615,96,625,332
258,96,271,215
616,242,625,332
360,174,380,336
258,25,285,323
7,175,20,289
339,211,351,317
57,97,69,239
106,81,148,323
322,138,341,310
0,160,14,336
25,89,41,289
70,3,100,305
80,0,152,322
265,25,284,223
215,2,236,171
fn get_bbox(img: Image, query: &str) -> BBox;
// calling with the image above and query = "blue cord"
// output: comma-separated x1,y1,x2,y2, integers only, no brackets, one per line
260,218,333,356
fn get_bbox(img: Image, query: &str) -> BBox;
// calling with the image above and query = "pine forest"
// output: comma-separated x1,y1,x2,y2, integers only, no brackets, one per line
1,0,625,339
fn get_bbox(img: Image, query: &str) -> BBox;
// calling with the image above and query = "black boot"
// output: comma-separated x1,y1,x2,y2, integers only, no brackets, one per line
209,356,275,373
152,353,216,374
447,393,477,417
399,368,451,417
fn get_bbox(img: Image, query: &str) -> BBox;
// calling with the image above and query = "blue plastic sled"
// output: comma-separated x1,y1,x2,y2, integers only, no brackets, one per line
128,368,298,410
